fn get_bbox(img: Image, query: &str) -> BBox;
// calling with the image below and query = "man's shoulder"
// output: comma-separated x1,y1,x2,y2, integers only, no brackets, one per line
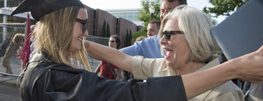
141,35,159,42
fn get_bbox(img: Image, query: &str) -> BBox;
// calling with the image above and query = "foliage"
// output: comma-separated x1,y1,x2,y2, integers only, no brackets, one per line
137,0,161,27
102,20,107,37
132,0,159,43
131,28,147,43
206,13,218,25
101,20,110,37
129,29,132,39
125,29,132,47
125,29,129,46
203,0,249,17
106,23,110,37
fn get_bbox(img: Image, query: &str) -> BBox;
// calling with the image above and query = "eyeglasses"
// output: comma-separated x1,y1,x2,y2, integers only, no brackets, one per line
76,18,89,33
161,30,184,40
109,40,115,43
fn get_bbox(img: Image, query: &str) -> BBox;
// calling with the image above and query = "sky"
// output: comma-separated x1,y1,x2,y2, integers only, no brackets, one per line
80,0,227,24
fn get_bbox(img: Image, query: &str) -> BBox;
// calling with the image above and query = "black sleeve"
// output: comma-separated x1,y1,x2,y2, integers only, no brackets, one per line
44,67,187,101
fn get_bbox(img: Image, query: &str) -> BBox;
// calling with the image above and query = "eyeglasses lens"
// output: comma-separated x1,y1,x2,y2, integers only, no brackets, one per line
162,31,184,40
76,18,88,33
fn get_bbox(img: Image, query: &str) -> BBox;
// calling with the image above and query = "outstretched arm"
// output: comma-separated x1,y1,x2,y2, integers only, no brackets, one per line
85,40,133,72
85,40,263,99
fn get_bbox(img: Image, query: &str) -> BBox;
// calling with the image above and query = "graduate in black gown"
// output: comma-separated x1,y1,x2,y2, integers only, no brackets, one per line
11,0,263,101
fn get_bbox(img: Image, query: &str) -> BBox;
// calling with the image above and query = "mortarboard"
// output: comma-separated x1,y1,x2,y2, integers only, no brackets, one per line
11,0,84,21
210,0,263,60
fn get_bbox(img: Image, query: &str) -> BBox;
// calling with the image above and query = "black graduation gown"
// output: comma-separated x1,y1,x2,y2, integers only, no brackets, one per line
20,52,187,101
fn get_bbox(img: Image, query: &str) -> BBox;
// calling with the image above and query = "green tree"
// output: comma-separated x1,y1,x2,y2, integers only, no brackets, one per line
102,20,107,37
207,13,218,25
131,28,147,43
203,0,249,17
137,0,160,27
133,0,159,43
106,23,110,37
125,29,130,47
129,29,132,45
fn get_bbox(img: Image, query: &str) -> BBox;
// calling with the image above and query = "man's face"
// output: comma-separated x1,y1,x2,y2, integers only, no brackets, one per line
147,23,159,37
160,0,179,21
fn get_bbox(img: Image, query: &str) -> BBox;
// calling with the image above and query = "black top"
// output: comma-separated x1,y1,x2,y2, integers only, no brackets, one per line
20,52,187,101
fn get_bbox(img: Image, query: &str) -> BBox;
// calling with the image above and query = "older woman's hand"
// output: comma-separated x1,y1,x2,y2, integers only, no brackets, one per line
233,45,263,83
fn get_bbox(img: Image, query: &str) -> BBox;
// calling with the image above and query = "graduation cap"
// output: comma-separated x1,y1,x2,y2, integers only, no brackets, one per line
11,0,85,21
210,0,263,60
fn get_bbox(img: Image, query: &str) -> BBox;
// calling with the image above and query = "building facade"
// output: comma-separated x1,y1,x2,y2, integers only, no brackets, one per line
0,0,144,48
106,9,143,26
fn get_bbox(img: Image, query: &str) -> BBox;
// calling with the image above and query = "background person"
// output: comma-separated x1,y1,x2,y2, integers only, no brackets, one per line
0,33,12,57
147,20,161,37
95,35,122,80
1,33,25,74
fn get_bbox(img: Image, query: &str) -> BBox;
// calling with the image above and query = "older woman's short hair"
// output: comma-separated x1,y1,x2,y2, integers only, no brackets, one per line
159,5,219,63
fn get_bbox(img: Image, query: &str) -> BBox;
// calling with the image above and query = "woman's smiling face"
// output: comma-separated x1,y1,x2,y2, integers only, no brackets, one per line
69,8,88,52
160,19,190,70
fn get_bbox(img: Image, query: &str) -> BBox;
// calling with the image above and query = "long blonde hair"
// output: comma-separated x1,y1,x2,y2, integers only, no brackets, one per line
33,6,91,71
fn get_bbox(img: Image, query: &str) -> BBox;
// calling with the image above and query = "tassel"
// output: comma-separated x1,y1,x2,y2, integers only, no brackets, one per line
18,12,31,70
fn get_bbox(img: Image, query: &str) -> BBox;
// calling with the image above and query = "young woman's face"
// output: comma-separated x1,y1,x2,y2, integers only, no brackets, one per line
160,19,190,69
109,37,117,49
70,8,88,52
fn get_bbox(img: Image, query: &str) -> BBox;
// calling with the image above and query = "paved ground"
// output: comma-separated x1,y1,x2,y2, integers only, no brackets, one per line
0,85,20,101
0,55,23,76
